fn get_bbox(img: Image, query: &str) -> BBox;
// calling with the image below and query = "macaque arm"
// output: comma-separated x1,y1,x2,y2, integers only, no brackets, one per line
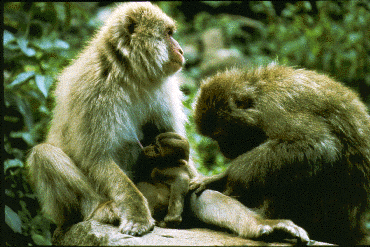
190,190,310,242
85,157,154,235
86,157,148,207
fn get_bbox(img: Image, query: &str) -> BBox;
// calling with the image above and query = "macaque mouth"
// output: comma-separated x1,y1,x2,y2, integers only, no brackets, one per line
170,59,185,69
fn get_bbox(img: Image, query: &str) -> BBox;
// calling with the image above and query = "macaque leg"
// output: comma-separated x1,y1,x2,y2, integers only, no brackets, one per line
161,171,190,228
190,190,310,243
27,143,103,226
136,182,170,217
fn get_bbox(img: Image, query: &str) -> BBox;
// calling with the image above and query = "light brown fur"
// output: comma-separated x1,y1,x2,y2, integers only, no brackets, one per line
26,2,191,236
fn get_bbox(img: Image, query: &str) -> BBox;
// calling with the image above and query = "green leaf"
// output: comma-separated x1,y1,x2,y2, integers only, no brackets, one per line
39,105,51,115
347,33,362,44
4,30,16,46
32,234,52,246
34,38,53,50
4,159,24,172
7,71,35,88
5,205,22,234
323,52,333,71
21,132,36,146
35,75,53,98
14,95,34,131
10,132,36,146
202,1,236,8
54,39,70,49
17,37,36,57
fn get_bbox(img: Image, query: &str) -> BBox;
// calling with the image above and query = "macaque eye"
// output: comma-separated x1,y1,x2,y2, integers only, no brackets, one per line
153,146,160,154
235,98,253,109
231,95,253,110
166,28,174,36
126,16,137,35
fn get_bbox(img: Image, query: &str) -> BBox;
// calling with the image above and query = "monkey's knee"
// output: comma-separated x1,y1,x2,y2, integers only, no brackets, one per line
27,144,58,178
27,143,99,226
27,143,76,180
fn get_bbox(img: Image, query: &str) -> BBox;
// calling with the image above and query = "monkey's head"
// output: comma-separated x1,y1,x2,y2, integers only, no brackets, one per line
99,2,184,82
194,62,370,159
194,68,267,159
142,132,189,166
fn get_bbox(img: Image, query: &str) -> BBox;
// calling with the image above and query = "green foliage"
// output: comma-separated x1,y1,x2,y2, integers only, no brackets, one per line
4,2,99,245
190,1,370,95
267,1,370,86
182,84,229,175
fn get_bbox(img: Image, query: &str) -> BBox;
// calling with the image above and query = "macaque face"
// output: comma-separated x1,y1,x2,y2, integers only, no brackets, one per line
142,132,189,165
195,70,267,159
164,28,185,75
105,2,185,80
211,123,267,160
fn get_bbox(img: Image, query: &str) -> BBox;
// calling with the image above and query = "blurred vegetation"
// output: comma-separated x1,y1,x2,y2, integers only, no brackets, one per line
4,1,370,245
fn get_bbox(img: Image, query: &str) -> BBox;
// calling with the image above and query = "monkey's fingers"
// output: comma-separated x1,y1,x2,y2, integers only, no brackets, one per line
189,177,207,193
119,217,155,236
189,176,219,193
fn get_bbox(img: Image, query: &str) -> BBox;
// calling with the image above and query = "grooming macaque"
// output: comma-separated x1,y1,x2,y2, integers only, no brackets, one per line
192,63,370,244
26,2,190,236
135,132,193,228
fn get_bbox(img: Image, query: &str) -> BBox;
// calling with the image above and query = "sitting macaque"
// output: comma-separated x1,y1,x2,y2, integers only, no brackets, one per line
135,132,193,228
191,62,370,245
27,2,188,236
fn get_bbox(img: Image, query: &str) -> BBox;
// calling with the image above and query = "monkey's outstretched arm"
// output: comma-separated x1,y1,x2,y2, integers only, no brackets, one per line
190,190,310,242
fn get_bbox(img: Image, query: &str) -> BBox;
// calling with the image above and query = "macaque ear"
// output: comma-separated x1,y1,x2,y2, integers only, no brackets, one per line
229,95,254,110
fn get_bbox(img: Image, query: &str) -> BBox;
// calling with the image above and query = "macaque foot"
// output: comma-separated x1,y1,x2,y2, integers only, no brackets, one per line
119,216,155,236
255,219,310,243
87,200,155,236
157,214,182,228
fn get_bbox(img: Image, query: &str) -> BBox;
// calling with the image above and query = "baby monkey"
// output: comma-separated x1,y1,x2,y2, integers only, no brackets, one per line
135,132,192,228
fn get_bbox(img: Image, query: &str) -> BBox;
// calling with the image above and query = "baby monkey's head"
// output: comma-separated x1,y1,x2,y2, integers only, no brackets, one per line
142,132,189,166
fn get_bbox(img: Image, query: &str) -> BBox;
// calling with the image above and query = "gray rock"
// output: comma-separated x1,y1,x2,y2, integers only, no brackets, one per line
52,220,333,246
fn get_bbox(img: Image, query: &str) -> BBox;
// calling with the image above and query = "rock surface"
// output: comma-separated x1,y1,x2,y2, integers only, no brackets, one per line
52,220,333,246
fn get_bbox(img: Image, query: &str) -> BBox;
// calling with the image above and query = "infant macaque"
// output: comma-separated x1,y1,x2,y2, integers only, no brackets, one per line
136,132,192,228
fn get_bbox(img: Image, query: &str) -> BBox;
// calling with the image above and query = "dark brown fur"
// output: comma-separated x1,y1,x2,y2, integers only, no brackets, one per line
135,132,194,228
192,62,370,244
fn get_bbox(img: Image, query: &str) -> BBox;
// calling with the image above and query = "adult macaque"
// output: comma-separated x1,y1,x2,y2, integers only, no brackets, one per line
26,2,189,236
192,63,370,245
135,132,195,228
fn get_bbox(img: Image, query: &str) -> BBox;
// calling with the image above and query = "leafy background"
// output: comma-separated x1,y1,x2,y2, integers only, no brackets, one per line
4,1,370,245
